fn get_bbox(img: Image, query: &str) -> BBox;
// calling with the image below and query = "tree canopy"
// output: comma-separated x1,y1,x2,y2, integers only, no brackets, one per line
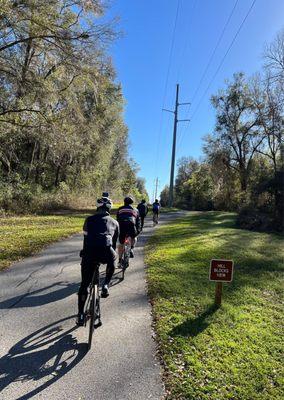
161,30,284,231
0,0,147,211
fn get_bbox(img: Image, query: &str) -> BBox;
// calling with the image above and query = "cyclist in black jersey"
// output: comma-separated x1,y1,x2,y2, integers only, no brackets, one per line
77,197,119,326
137,199,148,229
117,196,141,265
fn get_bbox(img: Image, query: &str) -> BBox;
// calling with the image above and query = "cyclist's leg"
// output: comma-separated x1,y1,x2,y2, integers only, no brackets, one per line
117,223,127,262
117,242,124,260
131,223,138,247
153,211,158,223
78,257,94,314
130,236,137,248
103,247,116,285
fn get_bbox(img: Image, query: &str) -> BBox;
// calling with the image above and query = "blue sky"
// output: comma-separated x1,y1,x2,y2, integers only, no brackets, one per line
105,0,284,200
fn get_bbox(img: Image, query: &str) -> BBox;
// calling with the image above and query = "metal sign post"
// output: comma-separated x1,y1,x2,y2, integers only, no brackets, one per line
209,259,234,307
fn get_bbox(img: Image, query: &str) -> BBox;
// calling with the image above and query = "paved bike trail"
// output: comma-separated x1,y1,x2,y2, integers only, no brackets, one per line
0,212,183,400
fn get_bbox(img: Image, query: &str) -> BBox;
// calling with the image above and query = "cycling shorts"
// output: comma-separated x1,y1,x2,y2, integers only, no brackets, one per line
119,221,137,244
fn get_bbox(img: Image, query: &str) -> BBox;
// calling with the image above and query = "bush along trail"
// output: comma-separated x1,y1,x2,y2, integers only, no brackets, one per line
145,211,284,400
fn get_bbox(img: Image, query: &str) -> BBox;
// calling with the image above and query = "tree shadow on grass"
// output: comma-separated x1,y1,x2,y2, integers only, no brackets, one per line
0,315,87,400
170,304,219,337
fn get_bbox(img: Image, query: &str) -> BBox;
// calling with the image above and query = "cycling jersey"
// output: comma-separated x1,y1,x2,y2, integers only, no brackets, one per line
137,202,148,217
78,210,119,313
117,205,141,242
83,210,119,253
152,202,161,213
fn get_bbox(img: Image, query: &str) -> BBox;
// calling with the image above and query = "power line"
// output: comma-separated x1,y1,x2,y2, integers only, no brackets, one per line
163,84,190,207
154,0,181,171
190,0,257,120
153,0,181,197
190,0,240,105
162,0,181,108
176,0,198,84
177,0,257,151
176,0,240,150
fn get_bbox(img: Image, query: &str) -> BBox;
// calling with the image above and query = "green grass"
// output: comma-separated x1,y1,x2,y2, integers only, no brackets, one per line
0,206,123,271
0,211,89,271
145,211,284,400
160,207,180,213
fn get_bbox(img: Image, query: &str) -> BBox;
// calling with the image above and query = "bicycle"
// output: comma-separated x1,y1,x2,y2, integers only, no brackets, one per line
120,236,131,281
83,264,102,351
153,212,159,226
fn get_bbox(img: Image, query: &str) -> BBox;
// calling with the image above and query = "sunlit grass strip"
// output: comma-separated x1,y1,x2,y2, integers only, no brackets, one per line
0,206,123,271
146,212,284,400
0,213,87,270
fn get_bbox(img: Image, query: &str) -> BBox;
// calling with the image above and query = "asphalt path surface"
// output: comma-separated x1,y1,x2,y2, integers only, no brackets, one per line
0,212,183,400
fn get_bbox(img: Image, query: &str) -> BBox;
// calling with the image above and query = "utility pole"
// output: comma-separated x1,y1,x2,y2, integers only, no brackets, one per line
154,177,159,200
163,84,190,207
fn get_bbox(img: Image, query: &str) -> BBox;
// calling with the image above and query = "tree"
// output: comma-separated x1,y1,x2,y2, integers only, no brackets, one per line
174,157,199,208
262,31,284,229
160,185,170,207
135,177,149,201
203,134,240,210
211,73,263,192
188,164,214,210
0,1,142,211
263,29,284,88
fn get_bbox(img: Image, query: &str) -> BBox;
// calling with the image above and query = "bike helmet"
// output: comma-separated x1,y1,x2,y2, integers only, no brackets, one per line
96,196,112,210
124,196,134,205
141,199,146,203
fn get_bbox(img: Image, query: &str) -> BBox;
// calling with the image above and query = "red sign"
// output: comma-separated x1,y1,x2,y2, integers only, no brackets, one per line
209,259,234,282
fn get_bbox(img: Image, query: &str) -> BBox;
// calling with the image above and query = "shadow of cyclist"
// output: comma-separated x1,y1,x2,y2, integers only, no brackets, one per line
0,315,87,400
0,282,78,309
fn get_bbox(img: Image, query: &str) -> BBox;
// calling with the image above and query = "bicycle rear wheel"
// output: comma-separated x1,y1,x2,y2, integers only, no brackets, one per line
153,213,158,226
87,284,97,350
87,266,101,350
121,240,130,281
122,257,128,280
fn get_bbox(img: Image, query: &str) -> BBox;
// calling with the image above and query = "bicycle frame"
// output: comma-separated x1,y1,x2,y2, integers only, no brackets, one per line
153,212,159,226
120,236,131,280
84,265,101,350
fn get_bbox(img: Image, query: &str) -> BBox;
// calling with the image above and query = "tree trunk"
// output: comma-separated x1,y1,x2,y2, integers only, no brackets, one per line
25,142,37,182
55,165,61,187
34,142,41,184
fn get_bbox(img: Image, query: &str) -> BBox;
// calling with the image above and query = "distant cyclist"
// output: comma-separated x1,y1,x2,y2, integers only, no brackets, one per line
152,199,161,225
77,196,119,326
137,199,148,229
117,196,141,264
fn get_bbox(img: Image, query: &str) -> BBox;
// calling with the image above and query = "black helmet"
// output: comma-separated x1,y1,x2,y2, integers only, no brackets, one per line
124,196,134,205
96,196,112,210
141,199,146,203
155,199,159,202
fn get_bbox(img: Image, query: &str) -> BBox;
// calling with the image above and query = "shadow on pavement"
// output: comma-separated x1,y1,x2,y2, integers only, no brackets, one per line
99,269,123,288
0,282,79,309
0,315,87,399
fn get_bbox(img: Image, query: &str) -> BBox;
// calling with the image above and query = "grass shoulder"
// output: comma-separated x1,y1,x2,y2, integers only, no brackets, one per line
0,206,121,271
0,211,87,271
160,207,180,213
145,211,284,400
